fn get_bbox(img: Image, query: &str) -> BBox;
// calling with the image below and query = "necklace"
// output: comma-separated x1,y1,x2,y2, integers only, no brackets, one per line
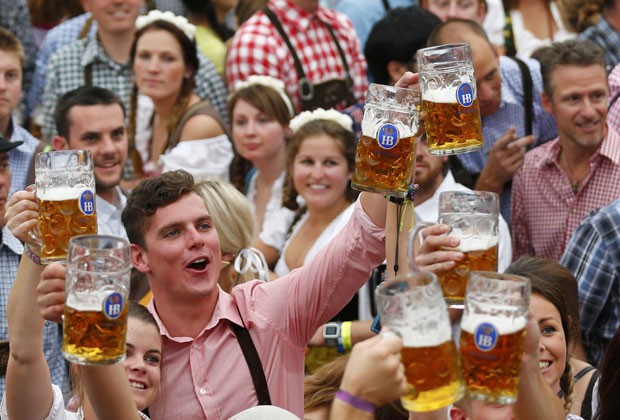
560,150,588,194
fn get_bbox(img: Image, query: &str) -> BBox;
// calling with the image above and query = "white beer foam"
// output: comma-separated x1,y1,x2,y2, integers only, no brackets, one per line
38,186,87,201
423,89,459,104
461,313,527,335
400,324,451,347
454,236,498,252
66,294,106,312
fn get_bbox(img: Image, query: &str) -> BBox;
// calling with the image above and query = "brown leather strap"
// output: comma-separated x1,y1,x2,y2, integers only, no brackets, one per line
166,100,230,151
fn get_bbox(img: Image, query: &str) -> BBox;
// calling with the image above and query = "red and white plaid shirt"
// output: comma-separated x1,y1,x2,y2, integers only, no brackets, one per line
511,127,620,262
226,0,368,112
607,63,620,132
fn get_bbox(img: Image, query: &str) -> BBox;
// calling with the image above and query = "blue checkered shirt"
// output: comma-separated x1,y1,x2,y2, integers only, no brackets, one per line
454,56,557,224
41,35,229,142
560,198,620,365
7,117,40,196
579,17,620,73
0,227,69,397
28,13,94,118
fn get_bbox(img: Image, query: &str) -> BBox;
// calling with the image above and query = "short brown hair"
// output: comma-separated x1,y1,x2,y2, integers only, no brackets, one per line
122,170,196,248
0,27,24,68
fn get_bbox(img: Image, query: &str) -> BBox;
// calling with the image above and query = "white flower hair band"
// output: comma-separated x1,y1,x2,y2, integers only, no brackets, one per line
234,75,295,117
289,108,354,133
136,10,196,41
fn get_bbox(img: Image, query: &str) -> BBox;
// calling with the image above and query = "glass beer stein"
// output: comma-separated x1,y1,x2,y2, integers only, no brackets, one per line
375,271,465,412
63,235,131,365
460,272,531,404
34,150,98,264
417,43,484,155
409,190,499,305
352,83,420,197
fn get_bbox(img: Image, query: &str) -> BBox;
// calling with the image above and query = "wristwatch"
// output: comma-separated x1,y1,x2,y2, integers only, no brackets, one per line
323,322,341,347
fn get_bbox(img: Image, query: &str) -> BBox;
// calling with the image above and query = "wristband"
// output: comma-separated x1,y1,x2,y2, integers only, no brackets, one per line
341,321,352,351
24,244,42,265
335,389,376,414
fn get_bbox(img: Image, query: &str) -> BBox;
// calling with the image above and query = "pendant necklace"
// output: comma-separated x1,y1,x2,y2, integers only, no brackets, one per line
560,150,587,195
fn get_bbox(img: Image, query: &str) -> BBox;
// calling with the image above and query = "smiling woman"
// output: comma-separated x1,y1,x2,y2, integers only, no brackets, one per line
128,11,233,184
506,256,599,419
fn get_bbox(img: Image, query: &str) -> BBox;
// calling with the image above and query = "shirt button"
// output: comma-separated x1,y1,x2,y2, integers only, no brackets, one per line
192,343,200,349
199,388,207,395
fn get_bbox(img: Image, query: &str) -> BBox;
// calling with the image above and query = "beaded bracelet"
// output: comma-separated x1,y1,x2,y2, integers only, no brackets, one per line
24,244,42,265
335,390,376,414
384,183,419,204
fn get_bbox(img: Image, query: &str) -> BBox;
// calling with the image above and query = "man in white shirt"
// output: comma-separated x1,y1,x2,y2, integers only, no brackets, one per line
413,134,512,271
51,86,128,240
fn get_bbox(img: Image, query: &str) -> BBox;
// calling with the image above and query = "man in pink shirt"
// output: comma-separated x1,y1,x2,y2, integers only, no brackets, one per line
115,170,387,419
511,39,620,262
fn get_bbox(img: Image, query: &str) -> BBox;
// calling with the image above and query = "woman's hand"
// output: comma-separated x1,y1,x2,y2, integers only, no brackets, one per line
414,224,464,273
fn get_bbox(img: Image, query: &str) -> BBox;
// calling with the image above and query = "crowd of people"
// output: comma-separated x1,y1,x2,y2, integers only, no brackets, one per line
1,0,620,419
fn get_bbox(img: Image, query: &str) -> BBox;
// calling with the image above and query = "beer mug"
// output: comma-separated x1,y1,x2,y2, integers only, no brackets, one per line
417,43,484,155
409,190,499,305
460,271,531,404
352,83,420,197
35,150,98,264
63,235,131,365
375,271,465,412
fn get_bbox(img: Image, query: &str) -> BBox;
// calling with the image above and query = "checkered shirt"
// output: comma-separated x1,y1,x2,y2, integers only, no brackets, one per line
579,17,620,73
0,0,36,120
511,127,620,262
560,197,620,365
41,35,229,141
0,227,69,397
607,63,620,133
7,117,40,196
455,56,557,224
226,0,368,112
28,13,94,117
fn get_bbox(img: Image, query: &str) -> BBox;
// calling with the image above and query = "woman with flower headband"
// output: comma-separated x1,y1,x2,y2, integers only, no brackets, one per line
228,75,296,237
128,10,233,183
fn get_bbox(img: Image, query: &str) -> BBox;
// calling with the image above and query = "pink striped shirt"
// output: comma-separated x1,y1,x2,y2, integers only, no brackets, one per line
147,200,385,419
511,127,620,261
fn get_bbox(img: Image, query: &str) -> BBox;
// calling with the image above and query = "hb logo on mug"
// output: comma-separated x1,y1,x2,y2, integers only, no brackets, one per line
457,83,475,108
474,322,498,352
377,123,400,150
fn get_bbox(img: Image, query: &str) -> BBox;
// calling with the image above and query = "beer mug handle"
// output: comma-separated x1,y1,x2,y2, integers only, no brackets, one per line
407,222,434,271
25,184,43,248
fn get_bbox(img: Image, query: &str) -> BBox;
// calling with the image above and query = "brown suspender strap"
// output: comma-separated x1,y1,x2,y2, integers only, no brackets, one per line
230,304,272,405
167,101,230,151
262,7,354,100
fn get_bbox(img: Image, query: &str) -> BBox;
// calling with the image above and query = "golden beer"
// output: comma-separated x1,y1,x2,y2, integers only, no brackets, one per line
423,98,483,155
37,187,97,263
438,243,498,304
352,134,416,196
63,299,128,365
401,340,465,411
460,317,526,403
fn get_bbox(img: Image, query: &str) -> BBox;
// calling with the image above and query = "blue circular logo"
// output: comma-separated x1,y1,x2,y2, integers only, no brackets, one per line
474,322,498,351
79,189,96,216
456,82,475,107
103,292,124,320
376,123,400,150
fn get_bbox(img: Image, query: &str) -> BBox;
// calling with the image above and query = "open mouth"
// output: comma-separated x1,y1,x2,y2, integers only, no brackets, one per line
187,257,209,271
130,381,146,390
539,361,551,369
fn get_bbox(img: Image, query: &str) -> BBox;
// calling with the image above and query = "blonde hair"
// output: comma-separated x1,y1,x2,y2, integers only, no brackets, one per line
195,179,257,292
